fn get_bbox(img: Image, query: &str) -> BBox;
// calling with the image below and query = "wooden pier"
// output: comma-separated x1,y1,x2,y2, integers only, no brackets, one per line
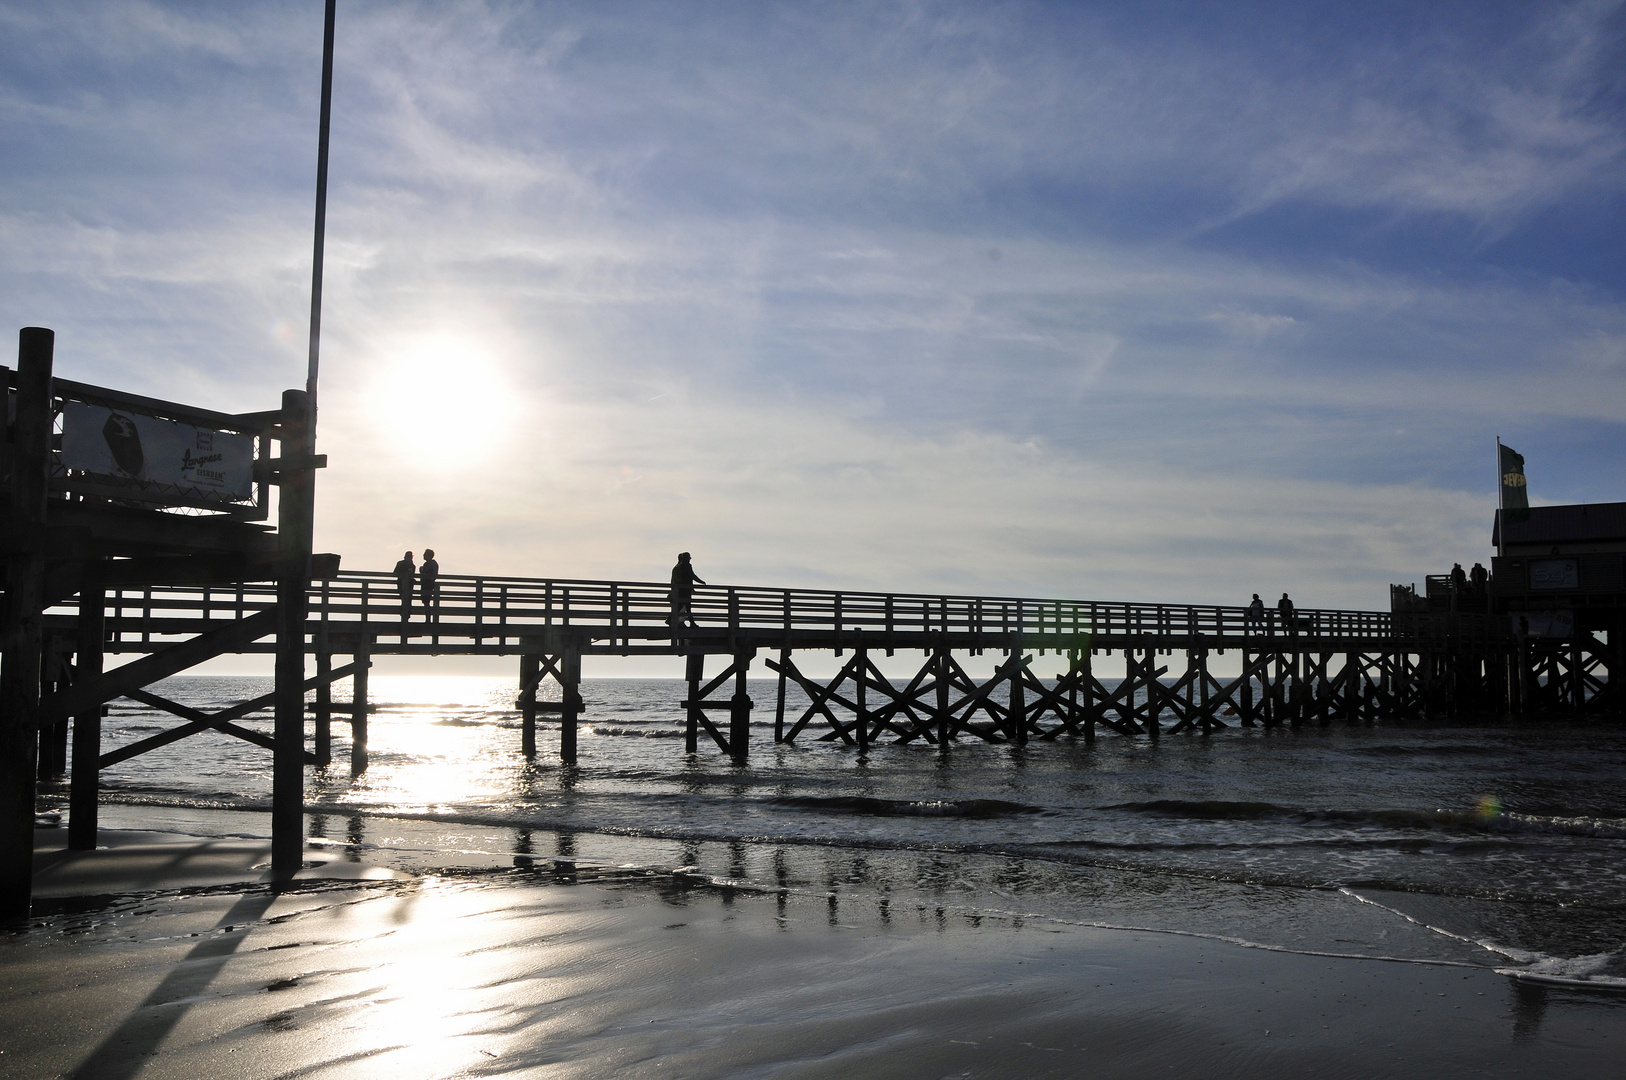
35,569,1618,784
4,330,1619,919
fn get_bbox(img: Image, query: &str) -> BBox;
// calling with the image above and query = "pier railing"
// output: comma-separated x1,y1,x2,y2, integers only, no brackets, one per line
53,570,1509,654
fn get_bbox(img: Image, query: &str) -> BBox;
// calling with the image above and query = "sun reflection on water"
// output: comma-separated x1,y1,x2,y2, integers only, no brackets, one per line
326,676,533,813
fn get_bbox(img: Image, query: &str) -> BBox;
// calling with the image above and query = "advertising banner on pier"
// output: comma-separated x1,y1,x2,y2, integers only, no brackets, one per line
59,401,255,503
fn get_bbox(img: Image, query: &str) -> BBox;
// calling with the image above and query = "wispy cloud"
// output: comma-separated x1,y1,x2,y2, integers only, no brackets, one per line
2,0,1622,607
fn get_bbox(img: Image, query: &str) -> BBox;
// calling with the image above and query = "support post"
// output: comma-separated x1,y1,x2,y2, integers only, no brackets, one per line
1240,648,1255,726
685,652,703,754
519,654,539,759
272,388,315,883
730,649,753,765
1571,639,1585,713
1,326,53,919
1080,647,1096,743
1010,633,1027,745
313,635,332,766
1144,644,1159,741
350,634,370,774
936,638,951,749
37,637,69,779
774,645,789,744
1289,650,1304,728
855,633,869,751
68,587,106,851
560,643,581,765
1346,657,1359,725
1197,647,1211,735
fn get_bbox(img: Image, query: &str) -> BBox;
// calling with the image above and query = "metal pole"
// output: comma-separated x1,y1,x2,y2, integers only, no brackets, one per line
306,0,337,411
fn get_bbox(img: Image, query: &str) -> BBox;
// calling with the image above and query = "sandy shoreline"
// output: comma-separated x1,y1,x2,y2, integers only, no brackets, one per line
3,827,1621,1079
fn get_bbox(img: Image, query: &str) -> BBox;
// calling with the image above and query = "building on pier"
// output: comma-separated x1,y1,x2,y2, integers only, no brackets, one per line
1491,502,1626,634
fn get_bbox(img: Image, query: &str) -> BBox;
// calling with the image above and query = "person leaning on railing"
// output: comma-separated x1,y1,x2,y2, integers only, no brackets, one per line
669,552,705,629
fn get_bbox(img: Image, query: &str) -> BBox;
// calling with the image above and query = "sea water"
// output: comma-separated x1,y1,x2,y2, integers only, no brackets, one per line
35,675,1626,990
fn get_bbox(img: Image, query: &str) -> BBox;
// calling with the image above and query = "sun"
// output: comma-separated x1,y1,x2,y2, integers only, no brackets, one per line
369,337,520,468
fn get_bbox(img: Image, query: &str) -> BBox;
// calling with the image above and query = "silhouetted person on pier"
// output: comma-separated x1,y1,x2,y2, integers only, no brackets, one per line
1470,562,1488,593
393,551,415,623
1277,592,1295,634
1450,563,1467,593
420,548,440,623
1245,594,1265,632
669,552,705,629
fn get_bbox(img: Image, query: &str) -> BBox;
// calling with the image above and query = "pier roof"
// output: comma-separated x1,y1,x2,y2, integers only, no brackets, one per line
1493,501,1626,548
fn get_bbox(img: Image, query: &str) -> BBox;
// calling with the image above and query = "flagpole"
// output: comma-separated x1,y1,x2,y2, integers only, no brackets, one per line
306,0,337,443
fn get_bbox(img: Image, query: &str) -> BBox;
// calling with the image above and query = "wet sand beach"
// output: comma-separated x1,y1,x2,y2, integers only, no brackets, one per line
4,827,1621,1080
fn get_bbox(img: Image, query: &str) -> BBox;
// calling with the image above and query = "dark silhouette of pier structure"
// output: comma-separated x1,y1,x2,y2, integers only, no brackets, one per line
3,330,1620,918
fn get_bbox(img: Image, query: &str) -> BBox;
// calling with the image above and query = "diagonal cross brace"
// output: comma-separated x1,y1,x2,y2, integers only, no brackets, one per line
98,660,361,769
42,609,278,726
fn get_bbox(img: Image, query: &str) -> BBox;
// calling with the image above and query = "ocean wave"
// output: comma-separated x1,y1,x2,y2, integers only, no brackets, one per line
1103,800,1626,839
1342,743,1514,758
1494,950,1626,991
591,726,686,738
767,795,1044,819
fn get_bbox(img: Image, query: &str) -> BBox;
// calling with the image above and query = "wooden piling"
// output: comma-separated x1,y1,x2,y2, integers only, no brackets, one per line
37,635,69,780
1,327,53,919
855,634,869,751
730,649,752,765
560,643,581,765
1009,633,1027,745
1197,647,1212,735
68,587,106,851
272,388,315,883
519,654,539,758
685,652,703,754
1144,644,1159,741
1080,647,1096,743
774,645,789,743
314,635,332,766
1240,648,1255,726
350,634,370,774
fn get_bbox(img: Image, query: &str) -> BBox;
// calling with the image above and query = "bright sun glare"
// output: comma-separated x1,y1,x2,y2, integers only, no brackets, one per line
372,339,520,468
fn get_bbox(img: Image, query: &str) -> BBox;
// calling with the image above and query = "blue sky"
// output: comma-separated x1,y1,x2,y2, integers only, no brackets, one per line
3,0,1623,610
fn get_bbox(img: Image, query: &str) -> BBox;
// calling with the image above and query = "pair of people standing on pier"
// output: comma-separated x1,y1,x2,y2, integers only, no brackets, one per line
1244,592,1296,633
392,550,440,622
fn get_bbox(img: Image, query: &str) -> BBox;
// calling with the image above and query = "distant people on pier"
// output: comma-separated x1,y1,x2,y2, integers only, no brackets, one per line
1450,563,1468,593
420,548,440,623
393,551,415,622
1245,593,1265,631
1470,562,1488,593
669,552,706,629
1277,592,1295,634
